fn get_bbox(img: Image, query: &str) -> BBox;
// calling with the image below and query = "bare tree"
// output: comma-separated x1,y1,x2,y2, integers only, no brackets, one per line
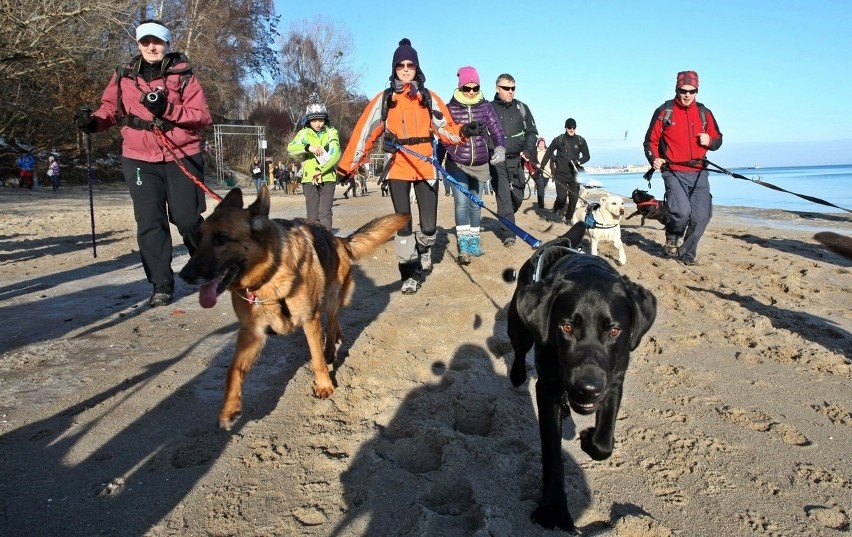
276,16,365,139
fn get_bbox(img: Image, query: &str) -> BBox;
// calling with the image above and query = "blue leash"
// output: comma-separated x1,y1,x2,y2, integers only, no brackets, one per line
391,142,542,248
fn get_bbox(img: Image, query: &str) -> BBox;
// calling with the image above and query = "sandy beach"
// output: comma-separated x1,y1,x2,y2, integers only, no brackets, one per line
1,182,850,536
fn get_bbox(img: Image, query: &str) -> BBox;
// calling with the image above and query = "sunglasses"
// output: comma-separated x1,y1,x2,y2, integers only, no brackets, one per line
678,88,697,95
395,62,416,70
461,85,480,93
497,85,516,91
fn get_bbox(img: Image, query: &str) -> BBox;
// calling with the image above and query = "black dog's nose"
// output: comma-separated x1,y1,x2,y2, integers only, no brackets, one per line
572,372,605,401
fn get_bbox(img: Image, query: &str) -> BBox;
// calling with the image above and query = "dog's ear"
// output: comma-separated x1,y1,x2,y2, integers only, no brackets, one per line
220,188,244,209
248,186,271,230
516,280,560,343
621,277,657,350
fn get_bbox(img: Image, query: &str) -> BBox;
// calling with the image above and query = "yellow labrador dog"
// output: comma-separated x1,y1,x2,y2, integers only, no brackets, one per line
574,193,627,265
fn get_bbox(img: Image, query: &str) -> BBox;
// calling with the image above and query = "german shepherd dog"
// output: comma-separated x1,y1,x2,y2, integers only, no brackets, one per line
179,187,409,430
625,188,670,227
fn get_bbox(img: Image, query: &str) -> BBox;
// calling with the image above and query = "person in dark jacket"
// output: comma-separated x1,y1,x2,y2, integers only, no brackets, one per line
441,66,506,264
539,118,590,223
490,74,538,246
75,19,212,307
643,70,723,265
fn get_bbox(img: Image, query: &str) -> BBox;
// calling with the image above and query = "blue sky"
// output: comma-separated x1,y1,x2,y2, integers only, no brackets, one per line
273,0,852,167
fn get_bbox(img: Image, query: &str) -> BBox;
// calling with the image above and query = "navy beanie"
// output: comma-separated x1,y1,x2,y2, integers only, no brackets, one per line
390,38,425,84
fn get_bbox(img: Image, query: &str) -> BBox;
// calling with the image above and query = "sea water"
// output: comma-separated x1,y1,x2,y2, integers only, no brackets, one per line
575,164,852,215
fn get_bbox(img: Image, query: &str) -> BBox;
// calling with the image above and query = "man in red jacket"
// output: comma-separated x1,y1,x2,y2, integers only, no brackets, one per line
643,70,723,265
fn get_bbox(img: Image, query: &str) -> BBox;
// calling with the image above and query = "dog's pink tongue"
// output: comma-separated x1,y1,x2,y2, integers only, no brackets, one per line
199,281,219,309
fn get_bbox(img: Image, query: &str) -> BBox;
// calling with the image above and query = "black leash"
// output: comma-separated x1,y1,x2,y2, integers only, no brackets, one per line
645,159,851,214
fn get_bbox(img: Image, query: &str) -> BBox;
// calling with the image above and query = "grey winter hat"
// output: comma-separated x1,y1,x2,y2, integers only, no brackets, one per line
304,92,329,121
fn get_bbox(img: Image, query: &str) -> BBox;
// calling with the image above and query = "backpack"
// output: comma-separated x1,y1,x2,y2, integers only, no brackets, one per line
113,52,193,119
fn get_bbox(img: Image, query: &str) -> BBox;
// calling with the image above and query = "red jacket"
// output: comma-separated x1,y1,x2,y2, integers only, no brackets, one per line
645,99,722,172
92,55,212,162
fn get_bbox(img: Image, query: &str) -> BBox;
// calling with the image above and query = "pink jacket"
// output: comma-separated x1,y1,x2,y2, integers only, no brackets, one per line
92,55,212,162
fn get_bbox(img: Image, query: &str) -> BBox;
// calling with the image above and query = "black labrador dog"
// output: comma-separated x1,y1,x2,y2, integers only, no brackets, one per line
625,188,670,227
507,222,657,533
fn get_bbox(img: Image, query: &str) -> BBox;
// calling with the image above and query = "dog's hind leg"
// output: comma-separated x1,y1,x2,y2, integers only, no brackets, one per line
531,381,576,532
220,327,267,430
303,315,335,398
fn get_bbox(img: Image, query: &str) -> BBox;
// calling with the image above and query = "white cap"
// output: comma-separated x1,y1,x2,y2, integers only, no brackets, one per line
135,22,171,44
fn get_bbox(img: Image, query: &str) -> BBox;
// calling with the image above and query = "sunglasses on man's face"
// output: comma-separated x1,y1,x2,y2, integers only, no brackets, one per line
462,85,480,93
678,88,697,95
395,62,416,70
497,85,516,91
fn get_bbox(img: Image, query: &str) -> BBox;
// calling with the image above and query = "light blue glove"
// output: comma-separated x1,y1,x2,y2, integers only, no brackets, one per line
489,146,506,165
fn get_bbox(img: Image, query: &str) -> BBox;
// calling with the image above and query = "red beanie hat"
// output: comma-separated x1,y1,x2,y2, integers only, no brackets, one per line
676,70,699,89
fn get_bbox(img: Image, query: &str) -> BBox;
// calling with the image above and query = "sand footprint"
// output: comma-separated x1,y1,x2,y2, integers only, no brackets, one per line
715,406,811,446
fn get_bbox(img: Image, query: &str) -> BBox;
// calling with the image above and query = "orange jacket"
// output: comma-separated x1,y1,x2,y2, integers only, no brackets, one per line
338,86,466,181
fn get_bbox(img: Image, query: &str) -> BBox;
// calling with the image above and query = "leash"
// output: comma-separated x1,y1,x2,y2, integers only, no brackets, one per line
390,142,543,248
647,159,851,214
153,126,223,202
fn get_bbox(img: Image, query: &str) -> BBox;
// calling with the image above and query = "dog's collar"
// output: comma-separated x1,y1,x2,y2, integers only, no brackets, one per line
239,288,275,308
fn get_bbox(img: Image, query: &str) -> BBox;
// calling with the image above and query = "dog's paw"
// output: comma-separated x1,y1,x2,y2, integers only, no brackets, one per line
314,383,335,398
218,409,241,431
579,427,612,461
531,503,577,533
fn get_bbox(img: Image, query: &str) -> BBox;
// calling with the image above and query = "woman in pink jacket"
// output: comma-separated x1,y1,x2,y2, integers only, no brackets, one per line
75,19,213,307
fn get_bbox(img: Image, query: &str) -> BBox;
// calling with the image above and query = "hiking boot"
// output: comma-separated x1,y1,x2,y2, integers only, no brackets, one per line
468,234,483,257
149,288,173,307
663,239,679,257
457,236,471,266
678,256,698,266
420,251,433,272
502,236,516,247
401,277,421,295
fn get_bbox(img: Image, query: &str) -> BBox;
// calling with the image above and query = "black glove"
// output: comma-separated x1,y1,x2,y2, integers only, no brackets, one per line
382,131,399,153
142,90,168,117
533,169,542,180
460,121,485,137
74,107,96,133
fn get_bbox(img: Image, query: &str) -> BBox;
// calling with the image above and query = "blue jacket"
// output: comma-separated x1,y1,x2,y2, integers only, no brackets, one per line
16,154,36,171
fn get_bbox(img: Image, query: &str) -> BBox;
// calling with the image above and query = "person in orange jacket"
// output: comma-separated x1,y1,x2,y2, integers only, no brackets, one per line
338,38,484,295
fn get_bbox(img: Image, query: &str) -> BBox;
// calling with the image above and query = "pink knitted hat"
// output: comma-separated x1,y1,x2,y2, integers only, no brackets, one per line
457,66,480,88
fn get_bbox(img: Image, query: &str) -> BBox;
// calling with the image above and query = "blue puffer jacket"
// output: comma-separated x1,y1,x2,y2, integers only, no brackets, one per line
444,91,506,166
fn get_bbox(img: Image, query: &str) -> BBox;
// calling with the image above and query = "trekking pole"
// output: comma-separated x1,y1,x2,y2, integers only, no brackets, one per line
81,108,97,258
391,142,542,248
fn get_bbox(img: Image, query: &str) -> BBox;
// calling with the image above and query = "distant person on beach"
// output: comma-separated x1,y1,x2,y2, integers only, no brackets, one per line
532,136,550,209
539,118,590,224
643,70,723,266
337,38,479,295
441,65,506,265
16,152,36,189
47,156,60,191
287,92,340,230
490,73,539,246
74,19,212,307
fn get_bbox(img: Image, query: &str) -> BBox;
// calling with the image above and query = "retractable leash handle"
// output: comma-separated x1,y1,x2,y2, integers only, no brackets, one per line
392,142,543,248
